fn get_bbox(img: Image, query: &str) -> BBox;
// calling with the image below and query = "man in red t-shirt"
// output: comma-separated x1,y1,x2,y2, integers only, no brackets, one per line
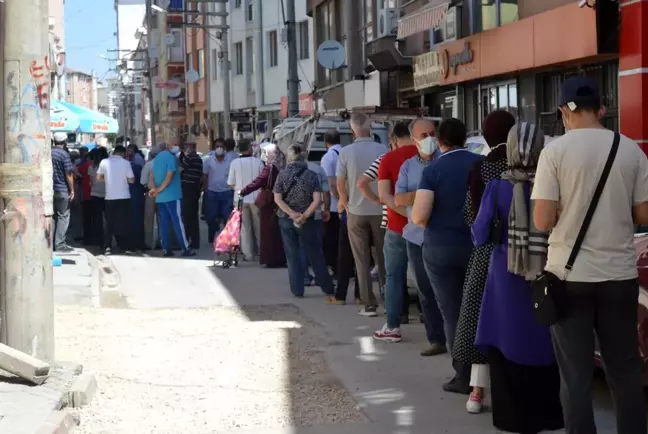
373,122,419,342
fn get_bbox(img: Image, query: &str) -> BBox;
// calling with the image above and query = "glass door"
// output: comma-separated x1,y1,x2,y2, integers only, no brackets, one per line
479,80,518,126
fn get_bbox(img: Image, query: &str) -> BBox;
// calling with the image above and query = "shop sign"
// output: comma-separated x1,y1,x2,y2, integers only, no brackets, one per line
51,119,67,129
413,51,445,91
92,122,109,132
441,41,475,77
280,94,315,118
230,112,250,122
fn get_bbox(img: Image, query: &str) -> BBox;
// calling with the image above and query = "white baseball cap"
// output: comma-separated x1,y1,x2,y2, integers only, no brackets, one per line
53,132,68,142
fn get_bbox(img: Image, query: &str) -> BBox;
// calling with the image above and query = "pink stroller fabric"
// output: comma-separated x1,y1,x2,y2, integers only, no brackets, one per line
214,209,242,253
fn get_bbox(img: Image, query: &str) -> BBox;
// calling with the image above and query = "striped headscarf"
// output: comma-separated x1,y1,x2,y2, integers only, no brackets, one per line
501,123,548,280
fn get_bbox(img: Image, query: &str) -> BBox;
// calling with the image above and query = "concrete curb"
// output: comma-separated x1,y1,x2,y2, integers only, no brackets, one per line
76,249,102,308
35,410,79,434
67,373,97,408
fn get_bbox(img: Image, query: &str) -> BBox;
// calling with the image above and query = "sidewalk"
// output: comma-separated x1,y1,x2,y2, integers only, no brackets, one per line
94,249,623,434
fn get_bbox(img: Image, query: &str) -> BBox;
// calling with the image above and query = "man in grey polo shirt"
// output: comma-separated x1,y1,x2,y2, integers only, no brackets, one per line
336,113,388,316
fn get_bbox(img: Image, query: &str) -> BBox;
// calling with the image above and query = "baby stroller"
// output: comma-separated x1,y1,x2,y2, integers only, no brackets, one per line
213,197,243,268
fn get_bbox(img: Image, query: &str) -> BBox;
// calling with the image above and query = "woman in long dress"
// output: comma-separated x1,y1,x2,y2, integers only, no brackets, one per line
473,123,563,434
453,110,516,413
240,143,286,268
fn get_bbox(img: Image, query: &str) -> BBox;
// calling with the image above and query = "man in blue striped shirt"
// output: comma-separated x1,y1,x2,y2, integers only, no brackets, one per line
52,132,75,252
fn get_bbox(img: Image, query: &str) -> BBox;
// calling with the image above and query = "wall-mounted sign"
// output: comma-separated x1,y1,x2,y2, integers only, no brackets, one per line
445,42,474,76
230,112,250,122
237,122,253,133
280,94,315,118
413,51,445,91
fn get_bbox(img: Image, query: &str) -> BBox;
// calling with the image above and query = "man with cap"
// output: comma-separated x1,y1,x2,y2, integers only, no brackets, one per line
533,76,648,434
52,132,75,252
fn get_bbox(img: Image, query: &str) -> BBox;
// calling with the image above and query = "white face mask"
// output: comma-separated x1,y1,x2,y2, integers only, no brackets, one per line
170,146,180,155
416,136,438,156
214,148,225,157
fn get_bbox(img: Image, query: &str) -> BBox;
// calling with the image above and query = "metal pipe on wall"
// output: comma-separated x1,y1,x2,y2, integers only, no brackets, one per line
253,0,264,109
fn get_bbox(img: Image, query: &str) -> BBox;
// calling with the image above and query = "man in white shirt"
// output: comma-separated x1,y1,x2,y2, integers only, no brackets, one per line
320,130,342,274
228,139,264,261
532,76,648,434
97,145,135,254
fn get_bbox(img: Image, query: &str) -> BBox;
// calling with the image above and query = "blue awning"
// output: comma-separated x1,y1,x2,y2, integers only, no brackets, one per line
49,100,119,134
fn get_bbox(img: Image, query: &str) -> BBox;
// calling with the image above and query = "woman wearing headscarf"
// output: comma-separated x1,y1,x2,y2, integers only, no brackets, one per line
453,110,516,413
239,143,286,267
472,123,563,434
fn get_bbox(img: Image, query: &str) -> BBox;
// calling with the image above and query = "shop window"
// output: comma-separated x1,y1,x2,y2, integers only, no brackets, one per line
477,81,518,129
472,0,518,33
358,0,374,69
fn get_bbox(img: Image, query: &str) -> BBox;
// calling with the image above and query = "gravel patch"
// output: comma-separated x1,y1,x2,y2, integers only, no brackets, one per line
56,304,365,433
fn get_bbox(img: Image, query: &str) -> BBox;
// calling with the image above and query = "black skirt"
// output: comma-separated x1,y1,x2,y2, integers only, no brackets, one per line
488,347,565,434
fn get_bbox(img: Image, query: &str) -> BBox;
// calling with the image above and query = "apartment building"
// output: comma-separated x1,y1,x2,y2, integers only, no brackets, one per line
65,69,97,110
185,0,210,151
306,0,644,147
207,0,315,141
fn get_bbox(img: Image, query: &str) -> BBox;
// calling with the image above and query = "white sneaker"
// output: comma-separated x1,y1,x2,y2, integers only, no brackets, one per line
466,394,483,414
358,306,378,317
373,324,402,343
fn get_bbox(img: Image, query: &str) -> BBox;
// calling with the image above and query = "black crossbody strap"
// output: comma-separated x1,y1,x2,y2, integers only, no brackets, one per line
284,168,307,198
565,132,620,271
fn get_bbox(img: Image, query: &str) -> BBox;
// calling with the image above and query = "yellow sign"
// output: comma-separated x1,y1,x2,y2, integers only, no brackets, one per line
413,51,445,91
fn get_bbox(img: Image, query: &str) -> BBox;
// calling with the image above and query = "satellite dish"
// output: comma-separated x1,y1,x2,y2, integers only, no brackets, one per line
168,84,181,98
186,70,199,83
148,45,160,58
317,40,345,70
164,33,175,46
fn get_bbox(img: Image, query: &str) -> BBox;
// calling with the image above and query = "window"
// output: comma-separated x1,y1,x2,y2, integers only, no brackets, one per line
246,37,254,92
246,0,253,21
186,52,193,71
358,0,373,67
168,28,183,62
297,20,309,60
234,42,243,75
234,0,241,8
212,48,218,80
198,49,205,77
472,0,518,33
268,30,278,67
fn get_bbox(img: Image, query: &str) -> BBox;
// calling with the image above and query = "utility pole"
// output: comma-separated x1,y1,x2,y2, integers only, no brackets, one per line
1,0,55,361
286,0,299,117
202,0,213,146
145,0,157,147
218,0,232,138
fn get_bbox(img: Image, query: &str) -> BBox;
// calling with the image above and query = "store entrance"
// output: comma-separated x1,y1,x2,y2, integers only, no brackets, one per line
481,80,518,121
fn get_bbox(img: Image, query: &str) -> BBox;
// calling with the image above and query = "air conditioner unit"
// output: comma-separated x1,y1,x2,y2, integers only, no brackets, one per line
377,8,398,38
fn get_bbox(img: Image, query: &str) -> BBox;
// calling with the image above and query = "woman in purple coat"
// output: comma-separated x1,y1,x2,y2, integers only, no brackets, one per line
472,123,564,434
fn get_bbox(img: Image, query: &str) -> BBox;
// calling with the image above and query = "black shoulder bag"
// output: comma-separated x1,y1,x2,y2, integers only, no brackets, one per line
531,132,620,327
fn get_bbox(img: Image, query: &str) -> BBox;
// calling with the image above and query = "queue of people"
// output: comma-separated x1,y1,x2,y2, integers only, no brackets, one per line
48,76,648,434
261,77,648,434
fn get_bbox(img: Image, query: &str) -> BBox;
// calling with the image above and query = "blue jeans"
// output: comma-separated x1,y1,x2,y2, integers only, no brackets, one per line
384,229,409,329
423,243,472,383
407,241,445,345
278,217,334,297
301,219,323,281
53,191,71,250
206,190,234,242
157,199,189,251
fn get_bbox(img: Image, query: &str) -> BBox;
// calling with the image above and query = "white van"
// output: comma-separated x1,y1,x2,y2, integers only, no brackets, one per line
271,117,390,163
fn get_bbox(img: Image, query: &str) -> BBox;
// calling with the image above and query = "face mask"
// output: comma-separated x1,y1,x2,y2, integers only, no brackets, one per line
214,148,225,157
170,146,180,155
417,136,438,156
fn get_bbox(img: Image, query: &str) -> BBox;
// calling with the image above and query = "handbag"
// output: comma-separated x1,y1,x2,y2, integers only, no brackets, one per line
488,181,501,244
255,165,274,208
531,132,620,327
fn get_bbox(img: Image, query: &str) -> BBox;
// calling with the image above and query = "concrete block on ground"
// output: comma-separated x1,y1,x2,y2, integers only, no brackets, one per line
36,410,79,434
67,373,97,408
0,342,50,384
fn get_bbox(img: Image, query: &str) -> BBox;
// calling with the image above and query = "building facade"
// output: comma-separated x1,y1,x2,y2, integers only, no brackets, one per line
306,0,644,148
65,69,97,109
49,0,66,101
207,0,315,142
185,0,209,151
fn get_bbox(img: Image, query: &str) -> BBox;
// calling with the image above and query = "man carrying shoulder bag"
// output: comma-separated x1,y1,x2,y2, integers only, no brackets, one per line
532,76,648,434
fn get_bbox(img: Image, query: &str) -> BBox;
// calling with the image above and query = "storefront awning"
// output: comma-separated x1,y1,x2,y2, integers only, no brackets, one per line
397,2,450,40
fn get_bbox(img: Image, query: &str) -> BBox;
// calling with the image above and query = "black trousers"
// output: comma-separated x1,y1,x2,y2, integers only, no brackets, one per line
90,196,105,248
104,198,131,250
182,183,201,248
550,279,646,434
82,200,93,244
323,212,340,274
334,219,361,301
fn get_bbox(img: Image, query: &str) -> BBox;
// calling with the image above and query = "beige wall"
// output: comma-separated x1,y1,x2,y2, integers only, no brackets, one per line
49,0,65,48
66,73,95,109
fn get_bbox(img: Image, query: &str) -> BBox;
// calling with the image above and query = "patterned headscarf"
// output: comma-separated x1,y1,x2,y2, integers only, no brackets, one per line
501,123,548,280
262,143,286,171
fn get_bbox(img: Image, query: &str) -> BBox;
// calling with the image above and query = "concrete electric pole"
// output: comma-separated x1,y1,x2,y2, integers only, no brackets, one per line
145,0,158,147
286,0,299,117
0,0,55,361
218,0,232,138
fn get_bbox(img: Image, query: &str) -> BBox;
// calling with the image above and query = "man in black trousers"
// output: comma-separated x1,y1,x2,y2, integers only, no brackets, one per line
180,141,203,249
